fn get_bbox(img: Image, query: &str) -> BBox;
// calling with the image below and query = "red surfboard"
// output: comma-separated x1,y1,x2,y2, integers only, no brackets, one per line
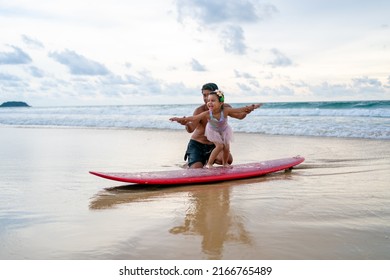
89,156,304,185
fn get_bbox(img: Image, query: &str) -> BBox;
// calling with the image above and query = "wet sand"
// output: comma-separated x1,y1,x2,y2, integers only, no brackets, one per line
0,126,389,259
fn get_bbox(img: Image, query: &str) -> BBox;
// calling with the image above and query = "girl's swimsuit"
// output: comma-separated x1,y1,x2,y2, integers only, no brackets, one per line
208,109,227,130
205,110,233,145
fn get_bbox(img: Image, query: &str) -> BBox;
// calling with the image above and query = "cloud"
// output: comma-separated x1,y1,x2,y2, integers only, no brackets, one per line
49,49,110,76
234,69,255,79
97,71,197,100
268,85,295,96
190,58,207,71
234,69,260,89
307,76,388,99
27,66,45,78
220,25,246,54
0,45,32,64
352,76,382,88
268,48,292,67
175,0,277,55
100,71,163,95
351,76,386,95
237,82,252,91
0,72,29,93
0,72,21,81
21,35,44,49
132,71,163,94
176,0,277,24
236,75,389,101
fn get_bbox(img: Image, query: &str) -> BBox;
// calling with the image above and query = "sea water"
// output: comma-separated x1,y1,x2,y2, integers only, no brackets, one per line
0,100,389,139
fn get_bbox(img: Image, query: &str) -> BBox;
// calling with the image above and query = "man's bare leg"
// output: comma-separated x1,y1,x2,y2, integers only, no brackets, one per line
189,162,205,169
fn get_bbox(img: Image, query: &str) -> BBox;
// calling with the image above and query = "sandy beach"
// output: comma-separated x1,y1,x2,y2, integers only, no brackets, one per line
0,126,389,260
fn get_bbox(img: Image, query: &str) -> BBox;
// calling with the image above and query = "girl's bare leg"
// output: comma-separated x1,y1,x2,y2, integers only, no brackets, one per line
222,144,231,167
207,143,224,168
214,152,233,165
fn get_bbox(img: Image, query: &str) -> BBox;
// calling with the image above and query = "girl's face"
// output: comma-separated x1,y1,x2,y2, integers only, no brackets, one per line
207,94,222,112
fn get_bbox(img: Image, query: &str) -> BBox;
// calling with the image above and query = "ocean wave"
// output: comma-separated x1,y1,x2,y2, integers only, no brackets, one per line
1,101,389,140
262,100,390,109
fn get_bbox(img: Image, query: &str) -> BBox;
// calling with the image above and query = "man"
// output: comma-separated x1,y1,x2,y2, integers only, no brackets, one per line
178,83,246,168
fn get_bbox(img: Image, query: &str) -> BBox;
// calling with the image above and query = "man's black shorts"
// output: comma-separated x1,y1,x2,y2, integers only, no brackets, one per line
184,139,216,167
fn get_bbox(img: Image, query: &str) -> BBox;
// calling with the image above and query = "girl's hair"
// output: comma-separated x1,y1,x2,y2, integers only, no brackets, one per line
210,90,224,103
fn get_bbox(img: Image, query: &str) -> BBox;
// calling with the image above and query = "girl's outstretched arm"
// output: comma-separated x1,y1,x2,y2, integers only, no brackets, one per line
226,103,262,118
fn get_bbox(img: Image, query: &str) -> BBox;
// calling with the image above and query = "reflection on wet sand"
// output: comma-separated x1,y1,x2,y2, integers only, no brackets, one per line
89,173,294,259
89,184,167,209
169,186,252,259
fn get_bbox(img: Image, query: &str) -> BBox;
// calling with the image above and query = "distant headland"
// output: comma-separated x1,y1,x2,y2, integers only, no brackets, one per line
0,101,30,107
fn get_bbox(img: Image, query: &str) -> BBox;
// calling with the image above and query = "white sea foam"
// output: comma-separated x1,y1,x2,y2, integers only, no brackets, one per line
1,101,389,139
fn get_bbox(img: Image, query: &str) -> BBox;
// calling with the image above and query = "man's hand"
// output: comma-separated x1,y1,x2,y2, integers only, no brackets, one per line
245,103,262,113
169,116,187,125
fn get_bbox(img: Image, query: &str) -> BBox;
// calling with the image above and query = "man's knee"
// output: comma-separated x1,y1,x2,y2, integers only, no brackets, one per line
189,162,204,169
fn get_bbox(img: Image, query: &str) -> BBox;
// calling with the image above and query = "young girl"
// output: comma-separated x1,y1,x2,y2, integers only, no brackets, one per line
170,90,262,168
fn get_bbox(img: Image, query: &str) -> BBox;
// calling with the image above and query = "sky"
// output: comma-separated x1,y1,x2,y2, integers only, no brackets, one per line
0,0,389,106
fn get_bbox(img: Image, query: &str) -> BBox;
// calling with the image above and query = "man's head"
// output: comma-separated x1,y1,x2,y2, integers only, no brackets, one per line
201,83,218,104
201,83,218,92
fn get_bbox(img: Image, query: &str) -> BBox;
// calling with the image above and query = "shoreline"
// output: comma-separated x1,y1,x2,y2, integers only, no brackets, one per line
1,125,389,142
